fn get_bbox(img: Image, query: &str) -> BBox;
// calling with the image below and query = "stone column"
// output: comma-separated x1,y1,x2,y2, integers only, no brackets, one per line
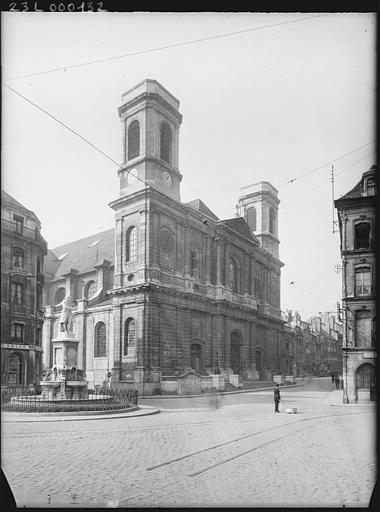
216,238,223,285
205,236,211,284
243,252,249,294
42,306,54,369
114,217,123,288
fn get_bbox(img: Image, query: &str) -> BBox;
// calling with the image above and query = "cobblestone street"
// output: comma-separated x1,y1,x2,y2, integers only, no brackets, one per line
2,379,376,508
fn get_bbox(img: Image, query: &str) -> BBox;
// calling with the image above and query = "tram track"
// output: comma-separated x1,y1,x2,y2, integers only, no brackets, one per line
146,411,366,473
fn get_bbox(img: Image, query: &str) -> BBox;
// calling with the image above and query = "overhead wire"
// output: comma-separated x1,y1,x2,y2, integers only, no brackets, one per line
280,150,375,209
4,13,333,82
276,141,375,188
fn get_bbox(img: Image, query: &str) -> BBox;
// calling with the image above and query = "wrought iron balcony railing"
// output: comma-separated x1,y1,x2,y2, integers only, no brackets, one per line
1,219,47,252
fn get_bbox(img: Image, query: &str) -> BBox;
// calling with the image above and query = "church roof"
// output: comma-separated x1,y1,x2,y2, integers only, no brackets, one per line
46,228,115,280
220,217,260,245
185,199,219,221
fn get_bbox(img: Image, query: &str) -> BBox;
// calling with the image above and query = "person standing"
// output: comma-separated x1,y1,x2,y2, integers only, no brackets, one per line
274,384,281,413
335,375,340,389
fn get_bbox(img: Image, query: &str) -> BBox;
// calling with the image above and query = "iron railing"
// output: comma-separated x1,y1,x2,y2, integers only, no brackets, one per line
1,219,47,253
1,386,138,413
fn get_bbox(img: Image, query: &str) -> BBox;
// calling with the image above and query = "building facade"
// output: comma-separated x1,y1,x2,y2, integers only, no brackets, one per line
1,191,47,387
282,309,342,378
335,165,376,403
42,79,286,395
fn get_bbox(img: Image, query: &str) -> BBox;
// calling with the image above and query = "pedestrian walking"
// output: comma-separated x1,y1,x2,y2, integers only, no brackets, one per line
335,376,340,389
274,384,281,413
331,372,335,383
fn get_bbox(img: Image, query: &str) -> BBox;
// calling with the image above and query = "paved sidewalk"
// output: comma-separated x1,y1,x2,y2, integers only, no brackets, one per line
2,404,160,423
140,382,304,399
323,389,376,407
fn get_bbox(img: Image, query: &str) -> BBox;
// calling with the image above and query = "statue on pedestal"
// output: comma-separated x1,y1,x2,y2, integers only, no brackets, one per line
59,296,73,333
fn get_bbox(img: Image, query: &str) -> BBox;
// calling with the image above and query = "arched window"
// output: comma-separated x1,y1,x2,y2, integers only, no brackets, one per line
269,207,275,234
355,222,370,249
245,207,257,231
94,322,107,357
8,353,23,385
231,332,242,374
356,364,375,390
126,226,137,262
160,122,172,164
355,267,371,296
85,280,97,299
124,318,136,356
191,343,202,372
228,257,239,293
190,246,200,279
128,120,140,160
55,287,66,305
355,310,372,347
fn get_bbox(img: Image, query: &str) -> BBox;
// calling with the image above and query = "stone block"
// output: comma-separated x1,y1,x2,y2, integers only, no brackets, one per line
273,375,284,385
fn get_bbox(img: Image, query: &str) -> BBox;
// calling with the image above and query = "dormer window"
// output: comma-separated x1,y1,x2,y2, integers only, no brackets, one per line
366,178,376,196
355,222,370,250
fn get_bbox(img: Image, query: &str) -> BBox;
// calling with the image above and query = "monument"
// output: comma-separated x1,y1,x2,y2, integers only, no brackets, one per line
40,296,88,400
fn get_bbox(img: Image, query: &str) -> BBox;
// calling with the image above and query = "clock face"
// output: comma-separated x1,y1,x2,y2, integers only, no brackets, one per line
128,168,138,184
162,171,173,187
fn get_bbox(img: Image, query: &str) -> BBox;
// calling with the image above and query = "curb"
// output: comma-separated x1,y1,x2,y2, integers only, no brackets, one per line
2,405,160,423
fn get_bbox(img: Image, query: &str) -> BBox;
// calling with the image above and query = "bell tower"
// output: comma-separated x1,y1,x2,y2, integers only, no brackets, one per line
238,181,280,259
117,79,183,201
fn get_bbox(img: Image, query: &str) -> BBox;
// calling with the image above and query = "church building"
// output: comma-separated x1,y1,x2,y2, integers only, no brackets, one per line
42,79,285,394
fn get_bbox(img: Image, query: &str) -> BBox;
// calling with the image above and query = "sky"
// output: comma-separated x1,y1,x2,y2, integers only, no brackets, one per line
1,12,376,320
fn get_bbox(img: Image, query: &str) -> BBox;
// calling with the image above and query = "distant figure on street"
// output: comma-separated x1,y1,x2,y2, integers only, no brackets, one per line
335,376,340,389
331,372,335,384
274,384,281,413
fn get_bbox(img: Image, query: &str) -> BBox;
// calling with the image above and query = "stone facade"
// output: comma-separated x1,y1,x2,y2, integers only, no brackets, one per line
1,191,47,387
335,165,376,403
42,79,285,395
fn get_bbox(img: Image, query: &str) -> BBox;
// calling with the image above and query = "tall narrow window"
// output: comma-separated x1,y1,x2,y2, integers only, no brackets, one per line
356,310,371,347
13,214,24,234
269,207,275,234
160,122,172,164
36,257,41,275
245,207,257,231
12,247,24,269
355,222,370,249
124,318,136,356
231,332,242,374
11,323,24,343
126,226,137,262
190,247,200,278
355,267,371,296
191,343,202,372
128,120,140,160
228,258,239,293
36,327,42,347
94,322,107,357
8,354,23,385
11,282,23,305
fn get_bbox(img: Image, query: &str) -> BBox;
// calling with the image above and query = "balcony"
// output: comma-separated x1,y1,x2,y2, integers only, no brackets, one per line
1,219,47,253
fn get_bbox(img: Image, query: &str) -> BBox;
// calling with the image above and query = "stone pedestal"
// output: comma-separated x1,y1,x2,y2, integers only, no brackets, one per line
229,374,239,388
244,369,259,381
211,374,225,391
52,331,80,367
273,375,285,385
41,330,88,400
